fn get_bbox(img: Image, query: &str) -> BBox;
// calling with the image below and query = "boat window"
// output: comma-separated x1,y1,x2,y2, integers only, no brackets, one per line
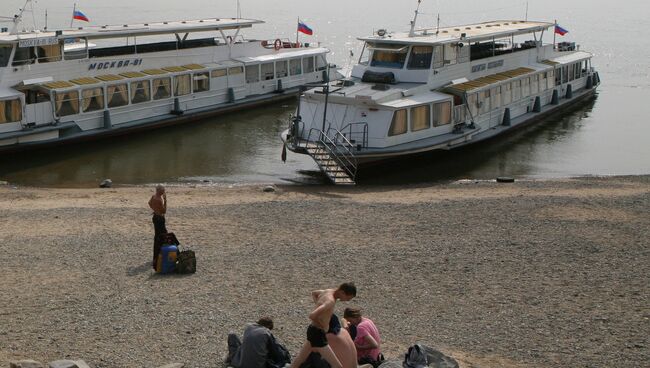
153,78,171,100
521,77,530,98
433,101,451,126
211,69,227,78
359,43,369,66
409,105,430,131
0,45,13,67
540,73,547,91
261,63,275,80
289,59,301,75
276,60,288,78
479,90,490,114
443,43,457,65
228,66,243,75
131,80,151,103
64,40,88,60
193,72,210,92
467,93,478,117
512,80,521,101
107,84,129,108
174,75,191,96
547,69,555,90
303,57,314,73
568,64,575,81
0,99,22,124
531,75,539,94
245,65,259,83
561,66,569,84
37,44,62,63
457,43,470,63
407,46,433,70
502,83,512,105
491,87,501,109
82,87,105,112
370,43,408,69
12,46,36,66
316,54,327,71
24,89,50,105
432,45,443,69
54,90,80,116
388,109,407,136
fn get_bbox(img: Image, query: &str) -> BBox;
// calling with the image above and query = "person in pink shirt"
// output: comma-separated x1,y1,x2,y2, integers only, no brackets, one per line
343,307,383,366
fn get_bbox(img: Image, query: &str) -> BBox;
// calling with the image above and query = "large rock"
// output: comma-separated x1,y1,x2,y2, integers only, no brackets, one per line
10,360,44,368
47,360,90,368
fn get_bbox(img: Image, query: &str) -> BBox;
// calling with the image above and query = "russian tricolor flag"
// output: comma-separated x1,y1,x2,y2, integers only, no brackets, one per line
554,24,568,36
73,10,89,22
297,21,313,35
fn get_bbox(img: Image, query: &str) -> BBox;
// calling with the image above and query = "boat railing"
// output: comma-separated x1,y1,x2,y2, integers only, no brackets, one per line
330,122,368,150
308,128,358,178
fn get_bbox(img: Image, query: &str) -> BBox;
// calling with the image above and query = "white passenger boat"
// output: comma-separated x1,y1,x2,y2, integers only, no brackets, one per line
0,5,334,152
282,10,600,185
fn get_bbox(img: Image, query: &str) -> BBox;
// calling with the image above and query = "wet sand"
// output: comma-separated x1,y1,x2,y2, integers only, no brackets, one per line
0,176,648,367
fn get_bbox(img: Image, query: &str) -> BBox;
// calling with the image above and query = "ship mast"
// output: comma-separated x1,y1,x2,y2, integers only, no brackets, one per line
408,0,423,37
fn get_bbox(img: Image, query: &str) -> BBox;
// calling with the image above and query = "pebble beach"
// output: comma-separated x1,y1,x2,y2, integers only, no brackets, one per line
0,176,648,367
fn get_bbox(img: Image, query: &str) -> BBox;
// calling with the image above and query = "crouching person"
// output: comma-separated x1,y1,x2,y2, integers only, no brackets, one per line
227,317,291,368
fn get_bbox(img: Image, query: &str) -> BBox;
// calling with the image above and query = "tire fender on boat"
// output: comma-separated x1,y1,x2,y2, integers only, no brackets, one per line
273,38,282,51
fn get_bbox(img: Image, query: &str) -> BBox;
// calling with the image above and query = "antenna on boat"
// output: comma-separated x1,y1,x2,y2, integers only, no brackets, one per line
436,13,440,35
236,0,241,19
408,0,422,37
525,2,529,21
3,0,35,34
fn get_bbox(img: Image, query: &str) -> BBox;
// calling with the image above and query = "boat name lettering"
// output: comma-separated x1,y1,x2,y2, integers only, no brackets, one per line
88,59,143,71
19,37,59,48
472,64,486,73
488,60,504,69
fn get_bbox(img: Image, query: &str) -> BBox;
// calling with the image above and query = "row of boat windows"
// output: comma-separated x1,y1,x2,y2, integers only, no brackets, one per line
388,101,452,137
364,43,469,70
50,56,324,117
0,99,22,124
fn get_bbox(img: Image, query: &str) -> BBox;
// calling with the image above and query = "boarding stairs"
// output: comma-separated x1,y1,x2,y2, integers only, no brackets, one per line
303,128,358,185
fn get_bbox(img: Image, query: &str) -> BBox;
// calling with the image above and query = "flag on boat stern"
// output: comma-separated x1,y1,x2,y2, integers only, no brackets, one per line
73,10,89,22
554,24,568,36
298,21,313,35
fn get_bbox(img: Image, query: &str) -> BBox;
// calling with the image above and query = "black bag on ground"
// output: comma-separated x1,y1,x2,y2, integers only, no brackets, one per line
402,344,459,368
176,248,196,274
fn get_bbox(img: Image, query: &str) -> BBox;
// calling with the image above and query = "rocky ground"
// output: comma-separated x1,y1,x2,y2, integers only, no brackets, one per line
0,176,648,368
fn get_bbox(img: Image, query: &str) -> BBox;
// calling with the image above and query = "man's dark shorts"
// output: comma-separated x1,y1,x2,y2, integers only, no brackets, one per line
306,324,328,348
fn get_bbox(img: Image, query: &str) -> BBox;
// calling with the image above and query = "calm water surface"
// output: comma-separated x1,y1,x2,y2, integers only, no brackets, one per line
0,0,648,186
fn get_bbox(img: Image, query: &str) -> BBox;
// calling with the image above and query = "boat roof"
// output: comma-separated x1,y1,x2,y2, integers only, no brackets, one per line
233,47,327,63
359,20,554,45
445,67,537,93
0,18,263,43
380,91,452,108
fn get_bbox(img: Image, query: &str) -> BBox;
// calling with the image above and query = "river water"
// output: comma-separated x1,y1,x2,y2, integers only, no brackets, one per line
0,0,648,186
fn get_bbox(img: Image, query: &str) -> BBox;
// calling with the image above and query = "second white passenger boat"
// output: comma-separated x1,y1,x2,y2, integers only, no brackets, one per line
0,4,336,152
283,9,600,185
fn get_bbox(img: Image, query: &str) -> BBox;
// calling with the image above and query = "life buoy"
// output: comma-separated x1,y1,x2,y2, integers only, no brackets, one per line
226,35,233,44
273,38,282,51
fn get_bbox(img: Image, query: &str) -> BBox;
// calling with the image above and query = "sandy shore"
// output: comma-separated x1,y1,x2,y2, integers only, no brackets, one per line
0,176,648,368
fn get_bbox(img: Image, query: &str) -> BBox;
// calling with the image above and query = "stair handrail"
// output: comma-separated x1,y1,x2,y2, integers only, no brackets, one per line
329,122,369,149
307,128,358,180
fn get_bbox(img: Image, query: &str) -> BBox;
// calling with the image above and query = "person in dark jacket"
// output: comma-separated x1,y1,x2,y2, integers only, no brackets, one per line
227,317,290,368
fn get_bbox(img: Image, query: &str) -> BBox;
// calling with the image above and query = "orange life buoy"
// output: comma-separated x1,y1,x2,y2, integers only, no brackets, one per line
273,38,282,51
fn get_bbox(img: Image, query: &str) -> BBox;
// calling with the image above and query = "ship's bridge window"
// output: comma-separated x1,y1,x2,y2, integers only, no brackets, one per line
12,46,36,66
153,78,171,100
276,60,288,78
369,43,408,69
0,45,12,67
303,56,314,73
131,80,151,103
82,87,104,112
433,101,451,126
228,66,243,75
0,98,22,124
388,108,408,136
316,54,327,71
174,75,191,96
289,59,301,75
432,45,443,69
107,84,129,108
410,105,430,131
407,46,433,70
261,63,275,80
54,90,80,116
443,43,457,65
193,72,210,92
37,44,62,63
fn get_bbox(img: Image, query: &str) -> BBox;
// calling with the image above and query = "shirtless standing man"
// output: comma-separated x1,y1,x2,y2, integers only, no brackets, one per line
148,185,167,269
291,282,357,368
